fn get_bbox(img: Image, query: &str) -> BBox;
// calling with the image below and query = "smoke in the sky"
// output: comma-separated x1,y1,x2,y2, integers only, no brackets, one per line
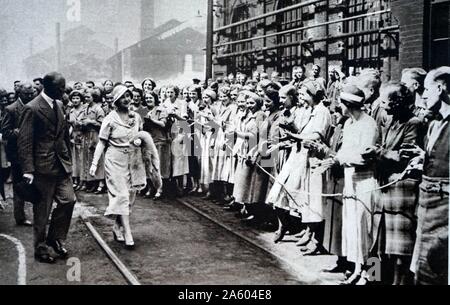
0,0,206,88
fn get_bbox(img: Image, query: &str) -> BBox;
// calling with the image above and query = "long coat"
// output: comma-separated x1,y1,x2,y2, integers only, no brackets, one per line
375,115,421,256
232,110,266,204
212,103,238,183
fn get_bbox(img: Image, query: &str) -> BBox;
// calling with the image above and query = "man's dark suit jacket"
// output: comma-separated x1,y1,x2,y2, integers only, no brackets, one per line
1,98,24,164
18,94,72,177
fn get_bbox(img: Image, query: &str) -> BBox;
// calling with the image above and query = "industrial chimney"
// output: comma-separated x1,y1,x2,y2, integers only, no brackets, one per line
140,0,155,40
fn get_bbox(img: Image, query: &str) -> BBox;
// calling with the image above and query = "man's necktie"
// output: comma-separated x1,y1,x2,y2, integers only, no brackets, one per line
52,100,59,125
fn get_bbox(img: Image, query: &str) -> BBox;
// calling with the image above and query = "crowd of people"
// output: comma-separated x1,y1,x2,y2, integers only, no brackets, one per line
0,63,448,285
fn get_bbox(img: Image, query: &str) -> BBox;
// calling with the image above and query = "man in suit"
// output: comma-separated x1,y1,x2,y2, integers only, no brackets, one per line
1,82,35,226
18,72,76,264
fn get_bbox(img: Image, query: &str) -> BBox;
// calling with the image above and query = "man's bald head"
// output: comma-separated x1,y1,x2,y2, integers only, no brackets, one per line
43,72,66,100
19,82,35,104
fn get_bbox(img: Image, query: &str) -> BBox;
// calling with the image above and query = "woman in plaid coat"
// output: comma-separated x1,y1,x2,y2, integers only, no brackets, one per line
375,82,422,284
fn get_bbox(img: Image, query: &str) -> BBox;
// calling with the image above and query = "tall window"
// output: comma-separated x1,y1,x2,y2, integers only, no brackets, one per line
428,0,450,68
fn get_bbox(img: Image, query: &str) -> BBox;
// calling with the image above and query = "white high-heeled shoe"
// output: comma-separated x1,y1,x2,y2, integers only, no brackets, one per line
112,225,125,243
124,233,135,250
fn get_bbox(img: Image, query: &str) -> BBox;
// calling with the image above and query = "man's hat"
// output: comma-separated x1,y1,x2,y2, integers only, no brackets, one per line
15,180,41,204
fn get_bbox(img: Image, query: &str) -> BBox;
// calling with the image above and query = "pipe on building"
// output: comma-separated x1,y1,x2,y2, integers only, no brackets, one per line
215,25,399,60
214,0,325,32
214,9,391,49
206,0,214,80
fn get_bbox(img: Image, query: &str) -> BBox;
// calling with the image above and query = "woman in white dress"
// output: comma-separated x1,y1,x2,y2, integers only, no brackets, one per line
329,84,379,285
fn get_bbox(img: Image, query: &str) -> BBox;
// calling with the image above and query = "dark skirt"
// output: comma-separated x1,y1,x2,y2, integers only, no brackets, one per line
81,130,104,181
323,178,344,256
189,133,201,179
246,164,270,204
155,142,172,179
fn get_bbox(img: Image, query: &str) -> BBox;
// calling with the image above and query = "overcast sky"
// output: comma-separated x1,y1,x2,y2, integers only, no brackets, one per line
0,0,206,88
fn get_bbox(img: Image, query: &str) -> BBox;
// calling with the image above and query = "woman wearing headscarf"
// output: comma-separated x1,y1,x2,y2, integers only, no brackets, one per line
67,90,86,190
374,81,421,285
90,85,149,249
80,87,106,193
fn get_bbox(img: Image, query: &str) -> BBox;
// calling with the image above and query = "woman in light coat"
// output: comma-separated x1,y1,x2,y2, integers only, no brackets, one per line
90,85,160,249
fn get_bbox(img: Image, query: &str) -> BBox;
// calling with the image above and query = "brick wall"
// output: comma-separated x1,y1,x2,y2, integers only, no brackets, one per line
391,0,427,77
